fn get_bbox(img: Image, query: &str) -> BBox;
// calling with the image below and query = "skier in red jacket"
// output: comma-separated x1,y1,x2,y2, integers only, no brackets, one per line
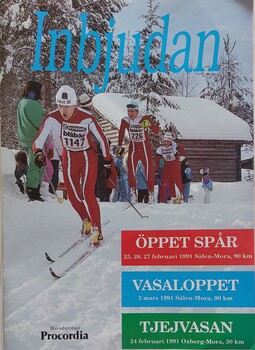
156,132,184,203
33,85,111,247
118,100,159,193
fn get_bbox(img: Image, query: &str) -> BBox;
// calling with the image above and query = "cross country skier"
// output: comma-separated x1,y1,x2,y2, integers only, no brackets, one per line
118,100,159,193
32,85,111,247
156,132,183,203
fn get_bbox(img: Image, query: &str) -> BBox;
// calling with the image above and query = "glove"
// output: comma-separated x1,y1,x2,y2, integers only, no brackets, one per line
104,160,111,169
155,172,160,179
34,149,46,168
141,119,151,128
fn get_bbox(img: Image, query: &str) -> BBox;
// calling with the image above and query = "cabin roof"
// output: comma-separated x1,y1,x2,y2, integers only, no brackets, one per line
93,93,252,141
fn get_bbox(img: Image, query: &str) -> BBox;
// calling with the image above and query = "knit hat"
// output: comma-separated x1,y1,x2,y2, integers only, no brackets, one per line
23,80,43,100
163,132,173,141
56,85,77,106
200,168,209,175
126,100,139,111
15,151,28,165
79,93,93,108
115,146,125,157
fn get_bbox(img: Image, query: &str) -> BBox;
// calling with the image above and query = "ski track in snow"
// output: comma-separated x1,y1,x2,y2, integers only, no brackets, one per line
1,147,254,350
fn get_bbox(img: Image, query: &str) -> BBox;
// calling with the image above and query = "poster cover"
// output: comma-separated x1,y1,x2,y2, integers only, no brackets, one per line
0,0,254,349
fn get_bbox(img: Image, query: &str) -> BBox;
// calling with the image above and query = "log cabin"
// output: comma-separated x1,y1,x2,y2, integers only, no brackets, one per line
93,93,252,182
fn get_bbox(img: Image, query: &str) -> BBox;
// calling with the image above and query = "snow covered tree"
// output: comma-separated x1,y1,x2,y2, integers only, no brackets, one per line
199,35,253,128
1,0,125,105
136,0,179,114
107,0,179,115
0,0,125,147
106,30,139,94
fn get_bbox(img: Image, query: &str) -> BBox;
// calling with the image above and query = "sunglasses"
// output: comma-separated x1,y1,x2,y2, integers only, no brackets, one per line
127,104,138,109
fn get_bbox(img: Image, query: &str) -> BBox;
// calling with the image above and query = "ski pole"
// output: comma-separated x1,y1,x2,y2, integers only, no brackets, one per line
22,174,27,194
44,168,64,204
108,178,149,219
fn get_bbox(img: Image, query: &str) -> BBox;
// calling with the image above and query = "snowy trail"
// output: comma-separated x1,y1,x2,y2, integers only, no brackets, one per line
1,147,254,350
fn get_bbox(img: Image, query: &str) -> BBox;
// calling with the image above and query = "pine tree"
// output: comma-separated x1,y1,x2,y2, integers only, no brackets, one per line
107,0,179,115
136,0,178,114
106,30,138,94
199,34,253,128
0,0,125,147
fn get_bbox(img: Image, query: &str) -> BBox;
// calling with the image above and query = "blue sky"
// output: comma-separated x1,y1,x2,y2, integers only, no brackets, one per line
113,0,253,78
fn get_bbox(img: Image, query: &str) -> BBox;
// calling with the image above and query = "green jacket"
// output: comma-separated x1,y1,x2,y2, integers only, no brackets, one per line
17,98,46,147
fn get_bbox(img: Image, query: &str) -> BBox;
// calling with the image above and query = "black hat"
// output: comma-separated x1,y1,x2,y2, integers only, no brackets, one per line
15,151,28,165
23,80,43,100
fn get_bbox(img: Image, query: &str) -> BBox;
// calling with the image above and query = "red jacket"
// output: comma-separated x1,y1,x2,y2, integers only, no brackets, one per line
33,107,111,161
118,114,159,148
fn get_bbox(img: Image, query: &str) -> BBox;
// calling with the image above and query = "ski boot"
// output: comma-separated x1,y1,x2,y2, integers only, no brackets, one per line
81,218,92,237
173,193,184,205
173,198,181,204
90,227,103,248
27,186,45,202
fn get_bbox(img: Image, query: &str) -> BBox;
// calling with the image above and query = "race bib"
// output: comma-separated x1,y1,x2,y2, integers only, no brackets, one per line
129,125,145,142
162,146,176,161
61,122,89,151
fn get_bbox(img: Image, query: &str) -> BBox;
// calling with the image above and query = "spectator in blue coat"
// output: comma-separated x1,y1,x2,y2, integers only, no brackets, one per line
135,160,149,203
181,158,192,203
113,147,131,202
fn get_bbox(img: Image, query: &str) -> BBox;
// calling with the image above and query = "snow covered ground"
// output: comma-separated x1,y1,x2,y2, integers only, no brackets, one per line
1,146,254,350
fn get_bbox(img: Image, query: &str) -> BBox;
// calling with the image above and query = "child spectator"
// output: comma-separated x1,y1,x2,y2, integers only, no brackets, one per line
135,160,149,203
181,158,192,203
104,155,118,202
200,168,213,203
49,131,63,195
40,138,54,197
14,151,28,193
114,147,131,202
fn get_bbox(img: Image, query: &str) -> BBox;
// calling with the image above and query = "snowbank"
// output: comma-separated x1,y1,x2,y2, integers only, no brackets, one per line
1,147,254,350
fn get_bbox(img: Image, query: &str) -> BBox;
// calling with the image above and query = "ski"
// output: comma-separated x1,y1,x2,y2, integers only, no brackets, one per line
49,244,101,278
45,219,110,263
45,235,90,263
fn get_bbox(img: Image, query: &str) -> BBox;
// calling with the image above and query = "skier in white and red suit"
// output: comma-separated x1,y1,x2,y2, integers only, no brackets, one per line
32,85,111,247
118,100,160,192
156,132,184,202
